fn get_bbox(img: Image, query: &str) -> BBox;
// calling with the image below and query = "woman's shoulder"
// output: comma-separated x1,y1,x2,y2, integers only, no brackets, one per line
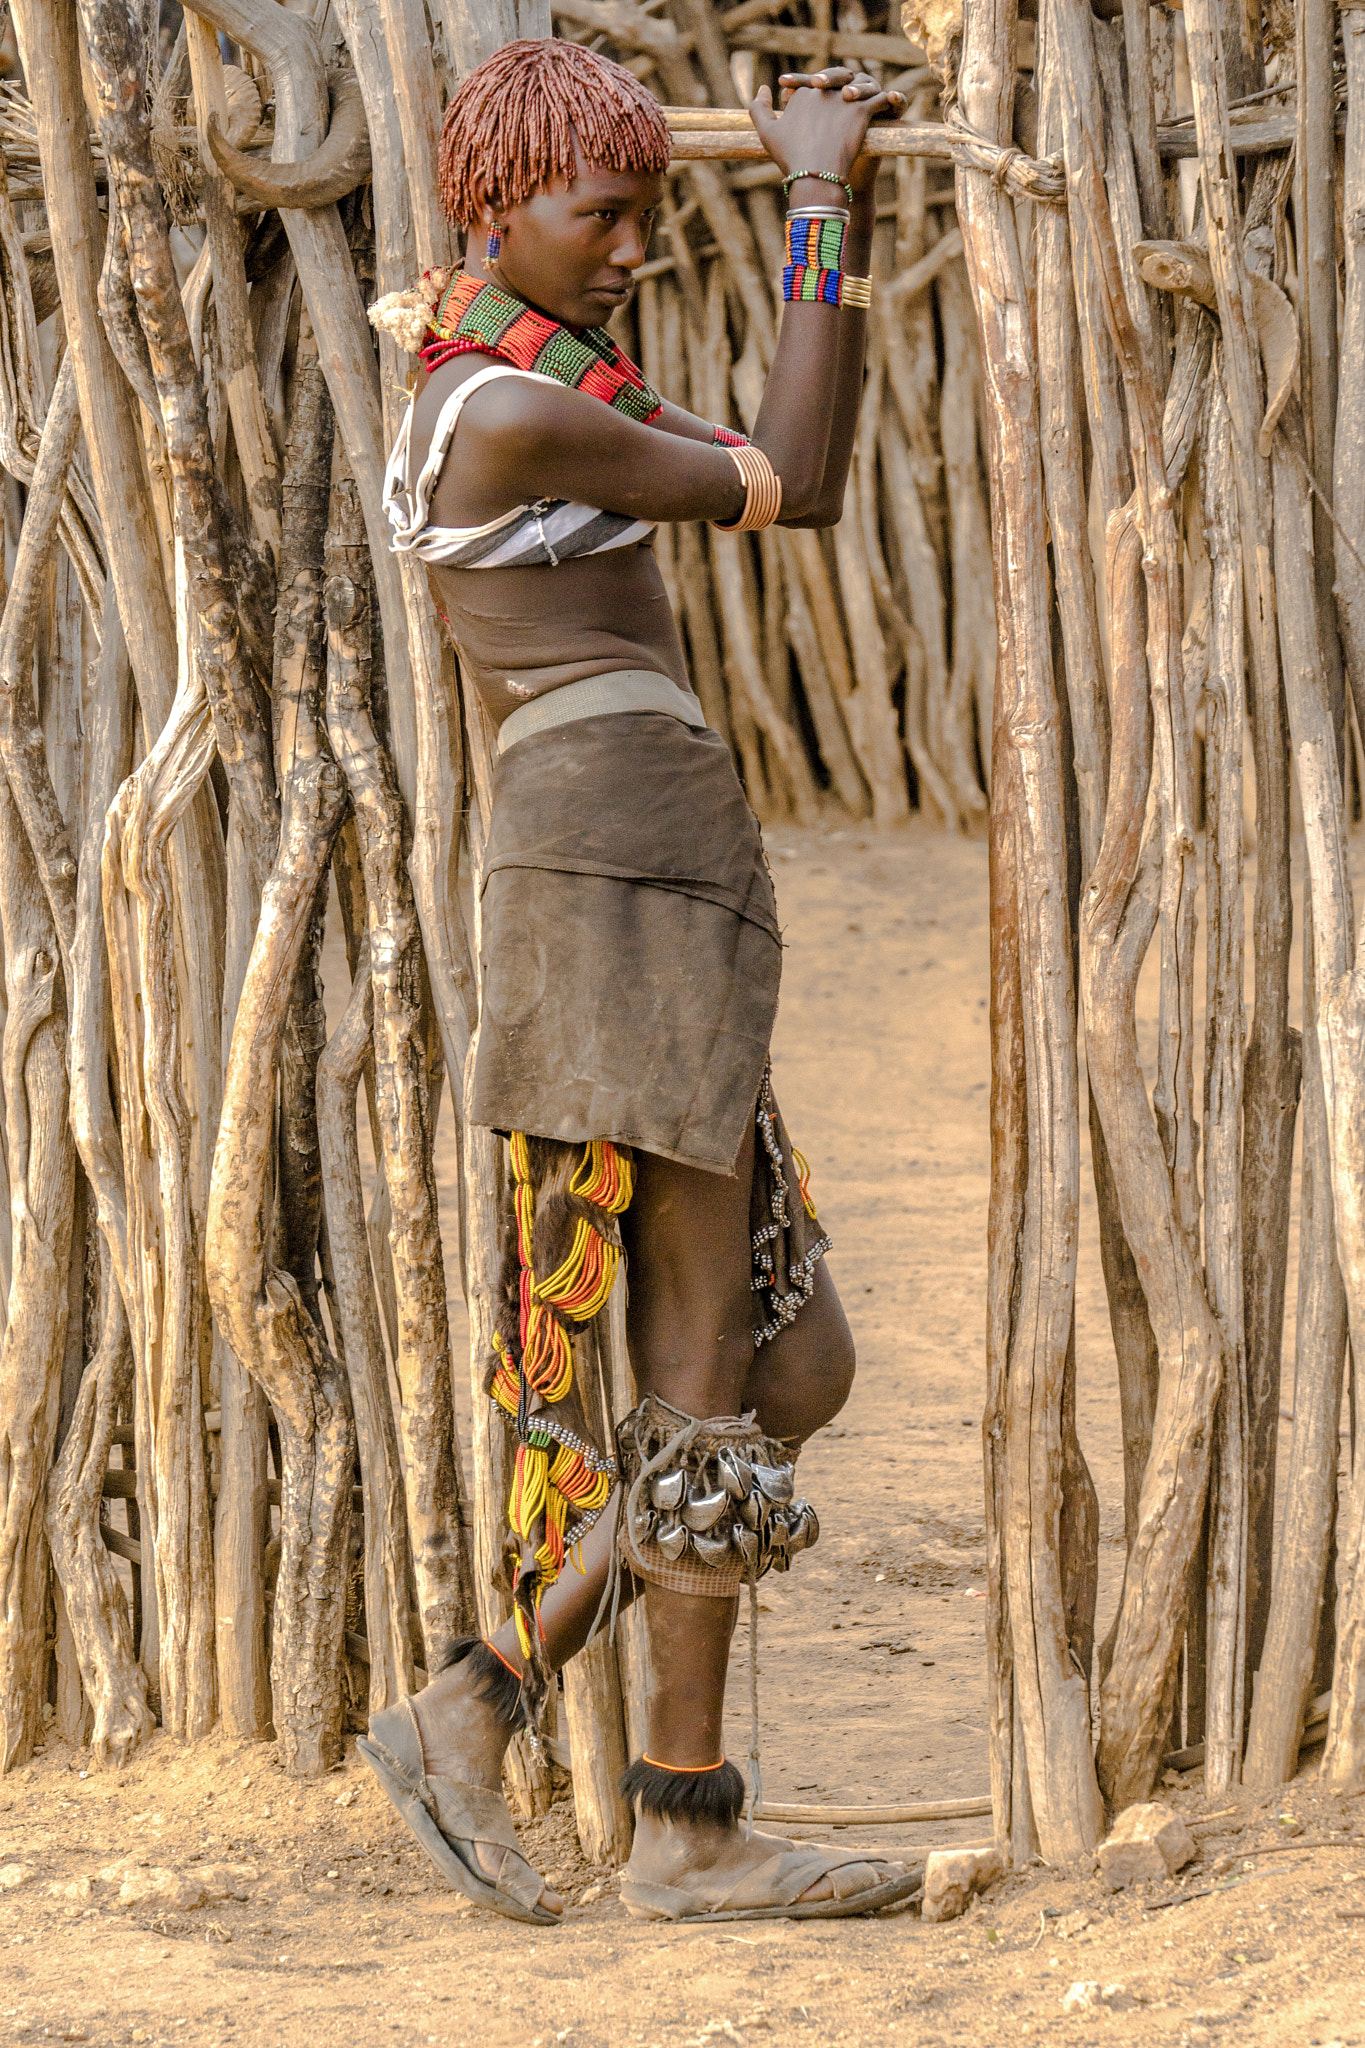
403,355,562,485
410,352,586,447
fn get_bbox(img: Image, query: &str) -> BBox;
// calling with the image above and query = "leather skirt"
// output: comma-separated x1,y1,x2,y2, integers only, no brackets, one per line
470,710,783,1176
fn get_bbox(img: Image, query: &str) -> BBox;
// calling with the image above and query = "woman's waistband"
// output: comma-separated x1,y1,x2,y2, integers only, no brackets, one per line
496,670,708,755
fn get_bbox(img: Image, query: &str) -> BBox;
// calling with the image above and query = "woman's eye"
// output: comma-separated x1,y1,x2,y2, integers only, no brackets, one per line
595,210,619,224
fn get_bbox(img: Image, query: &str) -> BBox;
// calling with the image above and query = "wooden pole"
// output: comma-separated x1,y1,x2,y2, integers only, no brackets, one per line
1201,365,1249,1793
1338,7,1365,739
206,330,356,1775
958,0,1103,1864
1185,0,1302,1716
1294,0,1343,739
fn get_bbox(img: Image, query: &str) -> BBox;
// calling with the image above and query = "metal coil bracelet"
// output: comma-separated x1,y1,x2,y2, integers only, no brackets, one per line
713,442,783,533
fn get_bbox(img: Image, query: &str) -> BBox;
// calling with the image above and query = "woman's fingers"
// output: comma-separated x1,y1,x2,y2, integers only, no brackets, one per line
846,82,906,114
848,89,901,127
755,68,906,172
749,82,779,139
777,66,856,95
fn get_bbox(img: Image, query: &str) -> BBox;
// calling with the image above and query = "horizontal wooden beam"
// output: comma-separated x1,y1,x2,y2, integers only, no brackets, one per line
1157,106,1345,158
726,24,928,66
662,109,1066,202
100,1525,141,1566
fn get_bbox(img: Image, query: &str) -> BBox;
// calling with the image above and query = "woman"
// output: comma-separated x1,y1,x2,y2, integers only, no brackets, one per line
362,37,914,1926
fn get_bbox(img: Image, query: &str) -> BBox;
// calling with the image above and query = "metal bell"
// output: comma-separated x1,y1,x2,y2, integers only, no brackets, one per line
737,1488,762,1530
766,1514,792,1572
753,1462,795,1503
787,1504,814,1553
692,1527,732,1566
650,1468,686,1512
656,1516,690,1561
631,1504,657,1546
733,1524,760,1569
717,1448,752,1500
682,1485,730,1531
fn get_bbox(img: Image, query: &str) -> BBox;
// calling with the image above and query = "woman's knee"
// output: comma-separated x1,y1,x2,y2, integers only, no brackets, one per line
797,1313,856,1434
743,1281,856,1444
822,1316,857,1419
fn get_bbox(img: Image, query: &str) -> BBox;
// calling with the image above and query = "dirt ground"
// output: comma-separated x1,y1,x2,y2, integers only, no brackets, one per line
5,821,1365,2047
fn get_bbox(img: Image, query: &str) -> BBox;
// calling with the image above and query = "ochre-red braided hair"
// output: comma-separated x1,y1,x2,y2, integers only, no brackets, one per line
438,38,671,227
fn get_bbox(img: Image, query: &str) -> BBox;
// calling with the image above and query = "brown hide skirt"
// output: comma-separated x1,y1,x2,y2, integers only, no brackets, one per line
470,711,829,1342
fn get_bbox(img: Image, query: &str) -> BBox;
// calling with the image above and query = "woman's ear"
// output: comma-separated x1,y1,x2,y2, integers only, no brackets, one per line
469,173,497,227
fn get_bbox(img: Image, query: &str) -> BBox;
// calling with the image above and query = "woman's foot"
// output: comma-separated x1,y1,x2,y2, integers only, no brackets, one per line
624,1810,904,1910
408,1654,563,1917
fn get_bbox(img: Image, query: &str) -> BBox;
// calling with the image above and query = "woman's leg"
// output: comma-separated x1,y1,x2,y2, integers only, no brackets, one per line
410,1121,859,1911
606,1129,869,1900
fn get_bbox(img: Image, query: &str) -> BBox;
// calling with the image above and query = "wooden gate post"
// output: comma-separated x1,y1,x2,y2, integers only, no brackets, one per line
952,0,1104,1865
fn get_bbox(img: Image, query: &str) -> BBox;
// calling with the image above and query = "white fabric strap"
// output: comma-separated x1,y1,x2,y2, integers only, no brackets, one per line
383,364,558,554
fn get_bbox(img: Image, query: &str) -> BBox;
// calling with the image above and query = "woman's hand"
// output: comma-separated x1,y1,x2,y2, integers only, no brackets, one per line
751,67,905,193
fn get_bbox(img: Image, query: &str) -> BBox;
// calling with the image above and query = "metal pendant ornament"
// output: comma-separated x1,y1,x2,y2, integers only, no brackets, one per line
617,1393,819,1591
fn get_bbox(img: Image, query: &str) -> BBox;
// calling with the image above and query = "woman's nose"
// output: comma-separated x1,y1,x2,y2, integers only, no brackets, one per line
611,224,650,270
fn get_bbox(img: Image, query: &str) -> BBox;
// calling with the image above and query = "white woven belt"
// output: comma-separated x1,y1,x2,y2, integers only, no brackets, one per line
496,669,708,754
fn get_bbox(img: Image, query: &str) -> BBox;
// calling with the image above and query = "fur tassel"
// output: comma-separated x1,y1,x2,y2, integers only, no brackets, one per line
367,267,455,354
433,1635,526,1729
620,1756,747,1830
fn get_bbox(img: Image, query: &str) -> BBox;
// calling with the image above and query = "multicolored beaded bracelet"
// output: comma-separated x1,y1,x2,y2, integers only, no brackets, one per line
781,213,873,308
787,213,846,272
783,210,853,306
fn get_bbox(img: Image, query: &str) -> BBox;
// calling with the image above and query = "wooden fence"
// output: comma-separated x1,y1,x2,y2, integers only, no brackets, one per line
1,0,1362,1875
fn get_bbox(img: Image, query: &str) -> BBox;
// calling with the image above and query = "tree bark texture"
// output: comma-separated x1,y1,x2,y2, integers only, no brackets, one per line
317,938,419,1716
206,704,353,1772
0,745,75,1768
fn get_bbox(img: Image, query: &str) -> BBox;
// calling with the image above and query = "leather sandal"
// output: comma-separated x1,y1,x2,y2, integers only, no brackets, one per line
357,1698,559,1926
620,1833,924,1922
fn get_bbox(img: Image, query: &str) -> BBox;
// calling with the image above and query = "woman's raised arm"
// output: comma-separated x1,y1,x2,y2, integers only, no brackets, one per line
748,69,898,527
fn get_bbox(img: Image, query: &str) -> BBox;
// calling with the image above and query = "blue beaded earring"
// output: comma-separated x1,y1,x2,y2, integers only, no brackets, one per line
486,220,502,263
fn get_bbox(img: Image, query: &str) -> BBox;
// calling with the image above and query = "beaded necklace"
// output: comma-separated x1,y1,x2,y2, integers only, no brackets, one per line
419,268,662,424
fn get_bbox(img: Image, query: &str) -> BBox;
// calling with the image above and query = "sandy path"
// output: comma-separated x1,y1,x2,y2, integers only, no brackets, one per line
4,824,1364,2046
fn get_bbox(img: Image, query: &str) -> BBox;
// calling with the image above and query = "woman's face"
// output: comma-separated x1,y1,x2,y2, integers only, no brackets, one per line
476,150,664,329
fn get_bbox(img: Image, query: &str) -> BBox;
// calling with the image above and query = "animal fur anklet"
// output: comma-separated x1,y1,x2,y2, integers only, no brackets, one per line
434,1635,527,1729
620,1754,747,1829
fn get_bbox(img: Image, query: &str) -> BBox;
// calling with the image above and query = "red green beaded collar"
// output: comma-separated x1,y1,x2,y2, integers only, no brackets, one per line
419,269,662,424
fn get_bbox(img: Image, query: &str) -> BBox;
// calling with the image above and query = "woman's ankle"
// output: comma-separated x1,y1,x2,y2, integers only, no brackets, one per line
413,1636,526,1781
621,1754,747,1831
434,1635,526,1721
